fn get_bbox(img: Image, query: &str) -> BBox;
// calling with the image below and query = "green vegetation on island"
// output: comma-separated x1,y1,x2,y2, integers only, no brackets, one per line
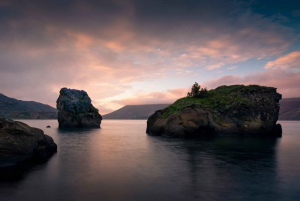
147,83,282,137
161,83,276,118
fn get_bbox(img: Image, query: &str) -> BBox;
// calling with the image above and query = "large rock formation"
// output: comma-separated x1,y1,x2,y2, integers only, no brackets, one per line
147,85,282,138
0,118,57,167
56,88,102,128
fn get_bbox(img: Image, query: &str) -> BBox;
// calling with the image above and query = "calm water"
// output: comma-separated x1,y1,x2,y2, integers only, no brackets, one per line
1,120,300,201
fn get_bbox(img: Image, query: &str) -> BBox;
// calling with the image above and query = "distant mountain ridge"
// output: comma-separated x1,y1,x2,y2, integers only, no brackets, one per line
0,93,57,119
279,98,300,120
1,92,299,120
103,99,300,120
103,104,169,119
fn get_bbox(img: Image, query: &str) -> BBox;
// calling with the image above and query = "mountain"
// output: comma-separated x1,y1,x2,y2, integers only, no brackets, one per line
103,98,300,120
103,104,169,119
0,93,57,119
1,91,299,120
279,98,300,120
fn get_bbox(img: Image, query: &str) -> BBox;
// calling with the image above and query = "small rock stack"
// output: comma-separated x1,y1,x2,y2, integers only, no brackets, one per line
56,88,102,128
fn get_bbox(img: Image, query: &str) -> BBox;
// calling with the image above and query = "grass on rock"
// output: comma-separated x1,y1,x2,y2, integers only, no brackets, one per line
161,85,275,118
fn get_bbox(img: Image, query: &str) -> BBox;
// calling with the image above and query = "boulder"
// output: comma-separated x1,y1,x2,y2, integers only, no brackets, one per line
147,85,282,137
0,118,57,167
56,88,102,128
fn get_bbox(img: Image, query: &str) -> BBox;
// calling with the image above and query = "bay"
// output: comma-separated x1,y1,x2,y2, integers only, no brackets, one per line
0,120,300,201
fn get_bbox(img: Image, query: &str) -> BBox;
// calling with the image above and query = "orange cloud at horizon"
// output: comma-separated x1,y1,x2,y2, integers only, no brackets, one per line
110,88,188,107
95,68,300,114
204,69,300,98
0,0,299,116
265,50,300,70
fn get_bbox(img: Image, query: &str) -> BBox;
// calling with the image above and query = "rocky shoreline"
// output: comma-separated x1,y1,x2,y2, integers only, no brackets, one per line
0,118,57,167
147,85,282,138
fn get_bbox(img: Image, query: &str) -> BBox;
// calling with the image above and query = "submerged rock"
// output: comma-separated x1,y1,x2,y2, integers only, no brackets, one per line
147,85,282,138
56,88,102,128
0,118,57,167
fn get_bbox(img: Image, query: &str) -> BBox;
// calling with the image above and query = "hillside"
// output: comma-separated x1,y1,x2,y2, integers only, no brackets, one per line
279,98,300,120
103,104,169,119
1,91,299,120
0,93,57,119
103,98,300,120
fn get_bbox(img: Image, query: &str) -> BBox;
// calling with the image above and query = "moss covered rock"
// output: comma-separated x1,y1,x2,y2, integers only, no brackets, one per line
56,88,102,128
146,85,282,137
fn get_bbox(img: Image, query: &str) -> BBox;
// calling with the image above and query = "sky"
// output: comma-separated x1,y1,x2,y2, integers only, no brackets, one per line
0,0,300,114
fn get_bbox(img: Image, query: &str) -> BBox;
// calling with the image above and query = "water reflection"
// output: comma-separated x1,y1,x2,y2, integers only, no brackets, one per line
0,162,49,182
146,136,280,200
1,120,299,201
57,127,99,134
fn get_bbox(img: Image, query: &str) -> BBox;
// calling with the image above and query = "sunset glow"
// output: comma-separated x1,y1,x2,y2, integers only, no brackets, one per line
0,0,300,114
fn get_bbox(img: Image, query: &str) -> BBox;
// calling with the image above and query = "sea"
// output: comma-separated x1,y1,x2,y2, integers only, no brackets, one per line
0,120,300,201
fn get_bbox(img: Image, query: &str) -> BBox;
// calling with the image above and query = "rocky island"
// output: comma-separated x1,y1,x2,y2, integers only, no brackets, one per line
147,84,282,137
56,88,102,128
0,118,57,167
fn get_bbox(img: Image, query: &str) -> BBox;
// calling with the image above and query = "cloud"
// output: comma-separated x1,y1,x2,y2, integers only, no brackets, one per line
112,88,188,106
292,10,300,17
0,0,298,112
264,51,300,70
93,104,114,115
227,66,238,70
0,0,11,7
111,68,300,109
204,69,300,98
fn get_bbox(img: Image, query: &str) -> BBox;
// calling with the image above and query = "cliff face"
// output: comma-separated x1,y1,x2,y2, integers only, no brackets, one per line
56,88,102,128
0,118,57,167
147,85,282,137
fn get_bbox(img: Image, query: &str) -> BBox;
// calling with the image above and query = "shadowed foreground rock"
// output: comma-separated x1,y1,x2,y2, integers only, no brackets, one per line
56,88,102,128
147,85,282,138
0,118,57,167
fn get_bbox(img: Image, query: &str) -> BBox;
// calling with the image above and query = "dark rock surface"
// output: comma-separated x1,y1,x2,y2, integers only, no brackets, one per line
147,85,282,138
56,88,102,128
0,118,57,167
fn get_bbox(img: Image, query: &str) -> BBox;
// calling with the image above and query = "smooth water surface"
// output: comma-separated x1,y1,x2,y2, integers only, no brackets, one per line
1,120,300,201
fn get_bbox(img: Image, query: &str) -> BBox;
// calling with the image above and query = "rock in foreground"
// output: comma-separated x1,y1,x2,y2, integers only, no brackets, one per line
147,85,282,137
56,88,102,128
0,118,57,167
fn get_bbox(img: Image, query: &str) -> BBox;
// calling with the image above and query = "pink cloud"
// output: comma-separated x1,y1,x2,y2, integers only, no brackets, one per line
0,0,11,7
204,69,300,98
265,50,300,70
109,69,300,110
112,88,188,105
0,1,297,115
